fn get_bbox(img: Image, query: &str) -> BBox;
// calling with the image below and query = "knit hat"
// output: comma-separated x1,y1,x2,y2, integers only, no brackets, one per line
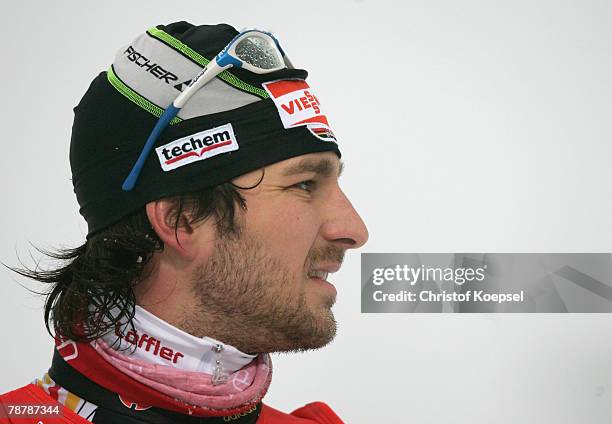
70,21,340,238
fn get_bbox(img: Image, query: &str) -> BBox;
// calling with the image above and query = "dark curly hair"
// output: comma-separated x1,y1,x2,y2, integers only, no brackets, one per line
6,180,255,343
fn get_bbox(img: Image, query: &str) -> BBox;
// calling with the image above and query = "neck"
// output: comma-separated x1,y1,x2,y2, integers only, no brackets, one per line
101,305,256,374
133,260,297,354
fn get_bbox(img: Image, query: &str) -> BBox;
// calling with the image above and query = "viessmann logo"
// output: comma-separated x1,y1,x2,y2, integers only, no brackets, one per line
155,123,239,171
262,79,337,143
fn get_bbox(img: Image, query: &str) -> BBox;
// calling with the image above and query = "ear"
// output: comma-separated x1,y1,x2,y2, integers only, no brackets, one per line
145,199,203,261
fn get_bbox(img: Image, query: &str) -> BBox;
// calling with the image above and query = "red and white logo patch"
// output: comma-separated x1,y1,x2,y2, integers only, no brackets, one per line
263,79,337,143
118,394,152,411
155,123,239,171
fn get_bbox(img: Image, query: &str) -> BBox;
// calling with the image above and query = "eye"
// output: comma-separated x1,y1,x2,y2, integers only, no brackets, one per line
291,180,317,192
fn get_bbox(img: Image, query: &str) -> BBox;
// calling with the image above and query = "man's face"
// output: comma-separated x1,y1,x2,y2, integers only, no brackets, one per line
186,151,368,353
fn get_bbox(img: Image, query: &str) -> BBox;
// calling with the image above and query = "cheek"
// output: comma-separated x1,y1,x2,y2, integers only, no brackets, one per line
246,199,319,270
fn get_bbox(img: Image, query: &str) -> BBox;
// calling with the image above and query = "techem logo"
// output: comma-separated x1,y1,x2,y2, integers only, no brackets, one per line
155,123,239,171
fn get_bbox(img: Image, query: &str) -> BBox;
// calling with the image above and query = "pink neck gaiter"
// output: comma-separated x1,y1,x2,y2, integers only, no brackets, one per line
91,306,272,410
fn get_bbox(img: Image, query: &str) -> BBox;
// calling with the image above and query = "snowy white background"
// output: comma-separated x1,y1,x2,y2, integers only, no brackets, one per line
2,1,612,422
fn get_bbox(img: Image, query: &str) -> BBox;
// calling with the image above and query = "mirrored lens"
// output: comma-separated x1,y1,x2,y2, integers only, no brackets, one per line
234,35,284,70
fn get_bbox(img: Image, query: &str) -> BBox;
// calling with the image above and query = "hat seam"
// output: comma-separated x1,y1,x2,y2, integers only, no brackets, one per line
107,65,182,125
146,27,270,100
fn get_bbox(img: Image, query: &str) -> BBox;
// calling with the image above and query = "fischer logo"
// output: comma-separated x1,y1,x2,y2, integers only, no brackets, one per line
262,79,336,142
123,45,179,85
115,325,184,364
155,123,239,171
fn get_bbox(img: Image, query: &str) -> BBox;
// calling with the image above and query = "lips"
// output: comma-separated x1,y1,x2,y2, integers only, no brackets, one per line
307,270,329,280
307,263,341,281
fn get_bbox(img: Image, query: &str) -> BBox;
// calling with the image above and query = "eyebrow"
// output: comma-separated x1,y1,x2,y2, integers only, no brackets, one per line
282,158,344,178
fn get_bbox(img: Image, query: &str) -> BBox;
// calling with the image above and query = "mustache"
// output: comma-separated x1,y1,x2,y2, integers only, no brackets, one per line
306,245,345,269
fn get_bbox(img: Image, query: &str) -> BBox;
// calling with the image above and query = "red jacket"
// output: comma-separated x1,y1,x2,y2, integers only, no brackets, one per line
0,383,343,424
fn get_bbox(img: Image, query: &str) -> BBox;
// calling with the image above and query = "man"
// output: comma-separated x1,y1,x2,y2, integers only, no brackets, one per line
0,21,367,424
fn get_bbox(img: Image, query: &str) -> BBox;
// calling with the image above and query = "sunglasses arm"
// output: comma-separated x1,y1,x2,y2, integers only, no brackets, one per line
174,60,229,108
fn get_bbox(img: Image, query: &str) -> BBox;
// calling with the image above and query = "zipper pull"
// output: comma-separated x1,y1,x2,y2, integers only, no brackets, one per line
211,343,229,386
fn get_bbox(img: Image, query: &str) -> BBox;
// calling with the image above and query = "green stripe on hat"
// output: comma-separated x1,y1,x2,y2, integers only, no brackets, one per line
147,27,270,100
107,65,182,124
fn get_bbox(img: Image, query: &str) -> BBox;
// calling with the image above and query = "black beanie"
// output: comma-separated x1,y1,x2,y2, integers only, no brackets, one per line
70,21,340,239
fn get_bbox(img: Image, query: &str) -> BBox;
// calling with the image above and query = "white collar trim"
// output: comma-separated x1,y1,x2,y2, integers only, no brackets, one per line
99,305,256,374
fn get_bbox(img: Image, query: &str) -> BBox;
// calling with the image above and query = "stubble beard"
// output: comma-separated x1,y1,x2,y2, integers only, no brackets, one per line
181,229,341,354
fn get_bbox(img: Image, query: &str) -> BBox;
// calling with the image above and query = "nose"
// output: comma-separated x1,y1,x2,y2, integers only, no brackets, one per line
321,187,369,250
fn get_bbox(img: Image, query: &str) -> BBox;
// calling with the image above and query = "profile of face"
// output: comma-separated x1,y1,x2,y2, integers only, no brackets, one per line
148,151,368,354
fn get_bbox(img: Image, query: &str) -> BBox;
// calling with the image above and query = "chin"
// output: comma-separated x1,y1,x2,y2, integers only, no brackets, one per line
295,309,338,352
